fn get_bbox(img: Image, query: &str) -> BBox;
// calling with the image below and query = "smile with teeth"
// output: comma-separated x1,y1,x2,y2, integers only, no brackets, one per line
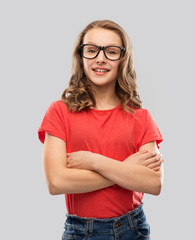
93,68,109,72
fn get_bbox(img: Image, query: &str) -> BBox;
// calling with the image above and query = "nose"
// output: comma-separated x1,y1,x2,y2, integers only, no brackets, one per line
96,49,106,63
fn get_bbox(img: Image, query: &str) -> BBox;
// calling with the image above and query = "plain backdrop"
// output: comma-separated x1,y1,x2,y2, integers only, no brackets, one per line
1,0,195,239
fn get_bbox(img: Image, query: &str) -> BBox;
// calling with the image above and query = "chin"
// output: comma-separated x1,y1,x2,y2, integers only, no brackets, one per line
86,72,117,87
90,79,116,87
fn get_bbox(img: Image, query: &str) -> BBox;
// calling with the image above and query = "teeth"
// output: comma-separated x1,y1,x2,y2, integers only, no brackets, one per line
94,69,108,72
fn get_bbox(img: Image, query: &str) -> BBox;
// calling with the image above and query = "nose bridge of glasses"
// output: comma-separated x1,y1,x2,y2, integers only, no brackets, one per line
97,46,107,59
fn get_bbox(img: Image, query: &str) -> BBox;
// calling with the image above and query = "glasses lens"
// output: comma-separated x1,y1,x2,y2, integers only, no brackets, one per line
81,45,123,60
105,46,121,60
82,45,99,59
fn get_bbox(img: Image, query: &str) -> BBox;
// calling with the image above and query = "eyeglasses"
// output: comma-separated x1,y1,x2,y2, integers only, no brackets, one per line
80,44,125,61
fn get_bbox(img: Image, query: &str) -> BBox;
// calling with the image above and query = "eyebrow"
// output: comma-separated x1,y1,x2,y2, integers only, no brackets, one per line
85,41,122,46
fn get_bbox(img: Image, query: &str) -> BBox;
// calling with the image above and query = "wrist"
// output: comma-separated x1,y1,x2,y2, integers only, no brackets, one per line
88,152,99,170
91,153,106,171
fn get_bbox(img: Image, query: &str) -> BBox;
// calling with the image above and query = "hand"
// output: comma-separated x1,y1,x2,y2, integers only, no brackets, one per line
124,150,163,171
66,151,96,170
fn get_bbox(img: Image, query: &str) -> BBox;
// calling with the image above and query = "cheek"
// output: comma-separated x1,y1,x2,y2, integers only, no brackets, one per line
83,60,91,76
111,62,120,75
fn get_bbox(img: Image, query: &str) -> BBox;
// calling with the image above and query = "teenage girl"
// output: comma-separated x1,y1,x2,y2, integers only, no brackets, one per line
38,20,163,240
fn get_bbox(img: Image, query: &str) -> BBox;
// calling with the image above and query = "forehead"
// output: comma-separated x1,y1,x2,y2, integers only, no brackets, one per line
83,28,122,46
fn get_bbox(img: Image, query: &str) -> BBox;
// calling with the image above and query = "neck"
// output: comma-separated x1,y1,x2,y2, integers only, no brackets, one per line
92,85,120,110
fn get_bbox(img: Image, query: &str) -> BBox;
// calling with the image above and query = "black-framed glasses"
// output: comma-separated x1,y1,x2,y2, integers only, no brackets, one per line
80,44,125,61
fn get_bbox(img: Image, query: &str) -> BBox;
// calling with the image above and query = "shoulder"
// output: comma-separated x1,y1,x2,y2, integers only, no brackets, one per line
133,108,148,114
42,100,70,123
47,100,69,115
130,108,156,129
49,100,68,110
38,100,68,144
131,108,149,120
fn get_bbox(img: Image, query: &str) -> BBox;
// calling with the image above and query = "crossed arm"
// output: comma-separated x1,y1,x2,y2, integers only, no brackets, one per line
42,133,164,196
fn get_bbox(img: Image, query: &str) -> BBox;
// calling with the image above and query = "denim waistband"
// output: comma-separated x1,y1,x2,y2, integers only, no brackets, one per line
65,204,144,235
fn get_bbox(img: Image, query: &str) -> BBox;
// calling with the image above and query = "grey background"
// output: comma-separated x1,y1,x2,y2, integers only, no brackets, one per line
1,0,194,239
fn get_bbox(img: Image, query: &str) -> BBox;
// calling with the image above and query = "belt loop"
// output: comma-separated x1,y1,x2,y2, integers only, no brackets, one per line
127,213,135,231
88,219,93,237
85,219,89,236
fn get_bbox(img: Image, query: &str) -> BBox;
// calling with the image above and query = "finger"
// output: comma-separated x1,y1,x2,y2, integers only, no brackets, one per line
138,149,149,154
152,149,160,156
131,151,146,157
147,163,161,170
153,167,161,172
147,159,162,169
139,151,157,161
66,157,71,166
143,154,162,166
141,148,161,157
124,151,144,162
131,151,151,161
67,161,74,168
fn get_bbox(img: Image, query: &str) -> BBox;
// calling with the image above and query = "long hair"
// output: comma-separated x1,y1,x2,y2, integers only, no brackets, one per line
61,20,142,112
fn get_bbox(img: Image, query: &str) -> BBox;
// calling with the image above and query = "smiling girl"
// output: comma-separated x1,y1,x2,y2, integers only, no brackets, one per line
38,20,163,240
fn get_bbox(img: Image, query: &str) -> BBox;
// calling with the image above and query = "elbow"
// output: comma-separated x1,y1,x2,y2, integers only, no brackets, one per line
47,181,60,195
152,177,163,196
153,182,162,196
48,186,58,196
150,167,163,196
47,177,71,195
47,177,63,195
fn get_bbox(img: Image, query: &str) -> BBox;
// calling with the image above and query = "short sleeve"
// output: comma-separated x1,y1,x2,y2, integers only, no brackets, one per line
38,101,67,144
135,109,163,151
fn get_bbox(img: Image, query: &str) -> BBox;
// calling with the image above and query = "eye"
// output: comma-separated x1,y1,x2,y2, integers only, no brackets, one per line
83,45,99,56
106,47,120,55
88,49,97,53
108,50,117,55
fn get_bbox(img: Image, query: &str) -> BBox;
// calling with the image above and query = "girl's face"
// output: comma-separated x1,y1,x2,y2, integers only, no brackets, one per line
82,28,122,89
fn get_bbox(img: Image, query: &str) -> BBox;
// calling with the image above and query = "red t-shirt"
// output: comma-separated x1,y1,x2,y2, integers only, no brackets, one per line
38,100,163,218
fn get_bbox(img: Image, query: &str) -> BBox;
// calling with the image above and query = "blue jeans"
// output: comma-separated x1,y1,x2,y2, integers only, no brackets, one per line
62,204,150,240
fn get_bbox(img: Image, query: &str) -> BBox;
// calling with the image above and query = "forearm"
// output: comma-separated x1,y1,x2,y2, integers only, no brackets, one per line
65,141,163,195
49,167,113,195
92,154,162,195
43,134,114,195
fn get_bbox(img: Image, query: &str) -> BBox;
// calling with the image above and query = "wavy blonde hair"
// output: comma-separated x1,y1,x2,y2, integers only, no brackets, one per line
61,20,142,112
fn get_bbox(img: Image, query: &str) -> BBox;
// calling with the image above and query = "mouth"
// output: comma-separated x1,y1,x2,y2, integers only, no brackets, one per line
92,68,110,73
